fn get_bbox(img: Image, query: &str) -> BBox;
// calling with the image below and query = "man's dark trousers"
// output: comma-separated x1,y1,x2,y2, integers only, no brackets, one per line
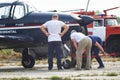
48,41,62,70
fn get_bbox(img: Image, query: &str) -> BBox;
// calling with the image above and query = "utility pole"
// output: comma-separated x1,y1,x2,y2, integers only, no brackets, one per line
85,0,90,15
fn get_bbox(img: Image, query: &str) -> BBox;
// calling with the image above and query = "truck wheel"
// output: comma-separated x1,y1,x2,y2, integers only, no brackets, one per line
22,55,35,68
62,59,71,69
108,40,120,57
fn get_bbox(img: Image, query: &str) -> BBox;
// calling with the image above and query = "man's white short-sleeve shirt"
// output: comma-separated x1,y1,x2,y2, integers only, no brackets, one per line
43,20,65,42
70,32,86,43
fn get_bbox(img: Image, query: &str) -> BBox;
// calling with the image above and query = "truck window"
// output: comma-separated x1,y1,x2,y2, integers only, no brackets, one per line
105,19,118,26
94,20,104,27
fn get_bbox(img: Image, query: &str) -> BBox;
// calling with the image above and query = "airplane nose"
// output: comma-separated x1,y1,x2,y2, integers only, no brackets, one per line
79,15,94,26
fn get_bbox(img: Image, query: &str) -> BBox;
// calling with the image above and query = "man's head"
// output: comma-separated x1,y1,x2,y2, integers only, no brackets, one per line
52,14,59,20
71,30,77,35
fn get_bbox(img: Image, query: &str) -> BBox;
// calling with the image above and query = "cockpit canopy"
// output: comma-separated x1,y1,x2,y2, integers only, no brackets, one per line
0,0,36,20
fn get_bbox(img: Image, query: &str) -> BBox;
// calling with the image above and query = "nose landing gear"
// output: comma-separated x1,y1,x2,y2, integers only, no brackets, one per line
22,48,35,68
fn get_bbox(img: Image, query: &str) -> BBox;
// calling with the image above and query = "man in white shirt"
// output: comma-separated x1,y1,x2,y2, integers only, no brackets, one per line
40,14,69,70
70,30,92,70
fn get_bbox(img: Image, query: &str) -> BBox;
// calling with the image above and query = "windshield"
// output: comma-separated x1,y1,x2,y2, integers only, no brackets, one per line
105,19,118,26
94,19,104,27
11,4,25,19
0,1,36,20
0,5,11,19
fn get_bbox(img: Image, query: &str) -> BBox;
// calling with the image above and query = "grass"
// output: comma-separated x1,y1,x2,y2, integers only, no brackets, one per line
0,49,15,55
0,77,31,80
106,72,118,76
0,49,22,60
50,76,62,80
50,76,71,80
11,77,31,80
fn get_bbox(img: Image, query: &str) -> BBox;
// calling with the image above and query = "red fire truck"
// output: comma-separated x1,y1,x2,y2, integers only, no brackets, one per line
72,7,120,56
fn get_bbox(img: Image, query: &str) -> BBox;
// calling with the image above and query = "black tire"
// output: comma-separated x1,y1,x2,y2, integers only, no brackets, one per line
62,59,71,69
107,40,120,57
22,55,35,68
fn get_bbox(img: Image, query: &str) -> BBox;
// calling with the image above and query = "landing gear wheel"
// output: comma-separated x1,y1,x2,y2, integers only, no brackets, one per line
62,59,71,69
22,55,35,68
22,48,35,68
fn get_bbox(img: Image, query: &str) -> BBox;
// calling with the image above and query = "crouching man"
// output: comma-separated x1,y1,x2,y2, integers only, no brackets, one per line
70,30,92,70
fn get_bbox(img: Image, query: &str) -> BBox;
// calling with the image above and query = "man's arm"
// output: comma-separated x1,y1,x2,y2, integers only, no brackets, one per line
60,24,69,37
95,42,104,53
40,25,50,37
71,39,78,50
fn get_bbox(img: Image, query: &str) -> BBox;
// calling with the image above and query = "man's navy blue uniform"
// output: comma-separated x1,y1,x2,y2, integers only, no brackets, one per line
88,35,104,69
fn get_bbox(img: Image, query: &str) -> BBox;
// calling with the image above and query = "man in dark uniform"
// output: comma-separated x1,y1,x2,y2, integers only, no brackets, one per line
88,35,105,69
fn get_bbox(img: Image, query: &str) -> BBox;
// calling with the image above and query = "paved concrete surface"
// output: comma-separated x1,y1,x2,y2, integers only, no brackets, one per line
0,60,120,80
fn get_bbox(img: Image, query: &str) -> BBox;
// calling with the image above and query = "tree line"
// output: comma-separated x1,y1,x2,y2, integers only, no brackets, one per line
117,17,120,23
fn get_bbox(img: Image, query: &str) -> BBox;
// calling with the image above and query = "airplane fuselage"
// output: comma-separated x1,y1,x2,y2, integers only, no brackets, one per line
0,12,82,48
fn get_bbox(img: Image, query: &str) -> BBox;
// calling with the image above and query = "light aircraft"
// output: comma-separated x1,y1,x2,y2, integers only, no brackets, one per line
0,0,93,68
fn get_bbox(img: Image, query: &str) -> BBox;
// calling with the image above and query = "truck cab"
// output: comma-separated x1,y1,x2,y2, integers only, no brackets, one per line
88,15,119,41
